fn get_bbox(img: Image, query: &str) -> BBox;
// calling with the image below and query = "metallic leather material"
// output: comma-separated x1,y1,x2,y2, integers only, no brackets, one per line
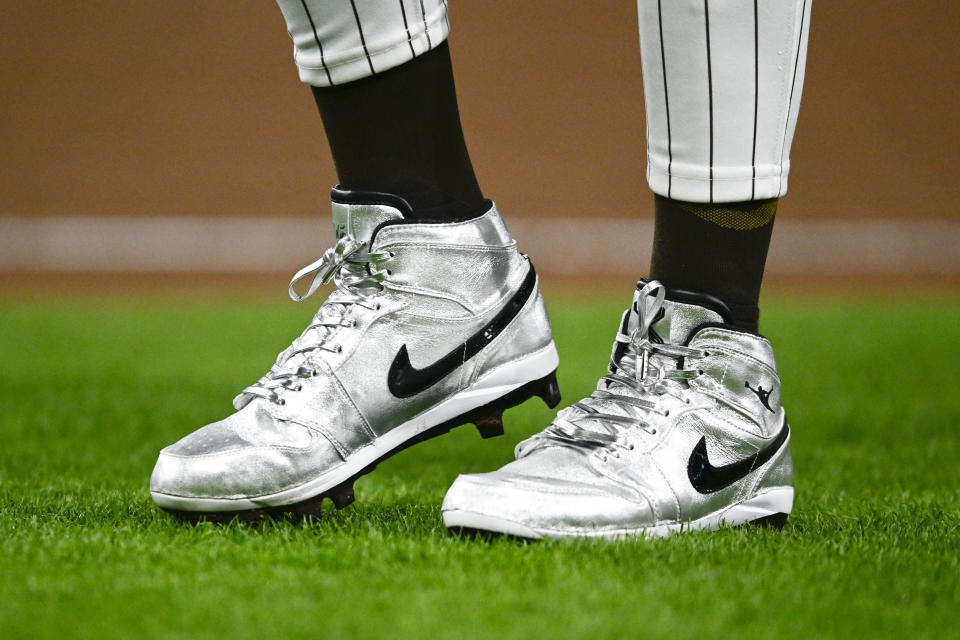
331,200,402,246
443,282,793,537
374,210,526,314
151,199,555,506
472,290,554,384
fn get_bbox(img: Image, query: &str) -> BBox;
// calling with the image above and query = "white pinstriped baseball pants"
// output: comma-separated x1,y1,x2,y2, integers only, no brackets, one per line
276,0,810,203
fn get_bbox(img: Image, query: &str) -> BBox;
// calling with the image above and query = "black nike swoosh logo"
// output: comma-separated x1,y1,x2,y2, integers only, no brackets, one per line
387,263,537,398
687,422,790,494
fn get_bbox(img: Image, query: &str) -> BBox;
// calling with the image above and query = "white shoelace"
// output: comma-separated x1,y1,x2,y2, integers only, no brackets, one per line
233,234,393,409
517,281,707,459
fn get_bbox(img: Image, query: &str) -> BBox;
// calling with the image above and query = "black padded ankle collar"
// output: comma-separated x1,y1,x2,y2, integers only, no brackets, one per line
366,200,495,247
330,185,414,218
331,186,493,225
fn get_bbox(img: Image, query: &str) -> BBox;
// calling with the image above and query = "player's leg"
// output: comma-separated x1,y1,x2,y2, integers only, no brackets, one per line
443,0,810,538
643,0,809,332
312,42,487,219
283,1,483,220
150,1,559,522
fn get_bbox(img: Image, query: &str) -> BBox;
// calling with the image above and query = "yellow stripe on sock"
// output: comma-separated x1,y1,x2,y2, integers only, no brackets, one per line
678,198,778,231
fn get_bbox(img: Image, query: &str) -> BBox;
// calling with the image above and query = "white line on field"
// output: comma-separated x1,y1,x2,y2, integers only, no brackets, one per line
0,216,957,276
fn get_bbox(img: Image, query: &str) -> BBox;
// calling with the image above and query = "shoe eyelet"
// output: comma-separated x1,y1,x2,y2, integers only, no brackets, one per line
278,399,286,406
386,270,393,276
350,319,357,327
628,444,635,450
374,303,382,311
389,251,396,258
698,370,704,375
663,410,670,417
295,384,302,391
334,345,343,354
650,428,657,435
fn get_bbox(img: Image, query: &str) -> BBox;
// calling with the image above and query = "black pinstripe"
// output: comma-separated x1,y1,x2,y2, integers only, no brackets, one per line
751,0,759,199
298,0,333,85
704,0,714,202
419,0,432,49
349,0,376,75
657,0,673,199
398,0,417,58
780,0,808,194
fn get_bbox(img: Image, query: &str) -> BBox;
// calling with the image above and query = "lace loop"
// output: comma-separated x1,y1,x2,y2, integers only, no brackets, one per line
233,234,393,409
288,235,366,302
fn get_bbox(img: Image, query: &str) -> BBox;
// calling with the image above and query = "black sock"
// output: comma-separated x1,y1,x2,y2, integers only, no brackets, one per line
311,42,485,220
649,195,777,333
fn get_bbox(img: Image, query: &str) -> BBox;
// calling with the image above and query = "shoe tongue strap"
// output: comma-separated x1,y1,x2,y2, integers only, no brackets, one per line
331,199,405,247
627,281,666,342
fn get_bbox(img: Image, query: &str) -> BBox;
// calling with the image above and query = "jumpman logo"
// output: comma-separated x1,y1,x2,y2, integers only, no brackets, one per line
745,381,775,412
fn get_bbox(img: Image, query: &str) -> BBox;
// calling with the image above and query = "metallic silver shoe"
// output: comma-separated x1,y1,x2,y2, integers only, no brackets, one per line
151,187,560,522
443,280,793,539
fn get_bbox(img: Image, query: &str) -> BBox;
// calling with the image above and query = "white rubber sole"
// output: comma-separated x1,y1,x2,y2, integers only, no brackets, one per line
151,342,560,512
442,486,794,540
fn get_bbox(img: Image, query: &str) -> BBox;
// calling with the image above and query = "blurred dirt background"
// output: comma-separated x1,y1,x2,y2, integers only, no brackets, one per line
1,1,958,291
3,0,957,220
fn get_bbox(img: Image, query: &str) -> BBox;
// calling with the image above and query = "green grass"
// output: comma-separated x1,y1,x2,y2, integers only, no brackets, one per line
1,286,958,639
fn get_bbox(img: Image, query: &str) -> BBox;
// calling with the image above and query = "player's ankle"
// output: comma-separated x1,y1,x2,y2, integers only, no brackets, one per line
312,41,484,222
649,194,776,333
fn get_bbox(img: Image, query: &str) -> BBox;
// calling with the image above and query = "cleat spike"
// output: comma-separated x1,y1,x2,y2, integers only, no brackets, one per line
750,512,788,530
291,500,323,522
328,483,356,509
474,412,505,439
537,371,562,408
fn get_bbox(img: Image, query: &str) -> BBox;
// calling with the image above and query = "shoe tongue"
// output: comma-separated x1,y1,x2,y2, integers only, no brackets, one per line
647,297,726,345
575,282,731,422
330,191,407,247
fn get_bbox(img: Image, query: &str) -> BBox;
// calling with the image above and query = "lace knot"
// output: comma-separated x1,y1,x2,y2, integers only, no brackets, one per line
234,234,393,410
288,235,366,302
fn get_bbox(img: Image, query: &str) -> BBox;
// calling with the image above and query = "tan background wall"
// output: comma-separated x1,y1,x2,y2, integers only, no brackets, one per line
2,0,958,222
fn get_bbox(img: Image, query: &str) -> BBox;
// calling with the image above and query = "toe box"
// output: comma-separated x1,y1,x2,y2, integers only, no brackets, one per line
442,452,655,538
150,407,342,508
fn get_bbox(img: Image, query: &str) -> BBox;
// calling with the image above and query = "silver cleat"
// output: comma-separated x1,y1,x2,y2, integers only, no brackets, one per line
150,188,560,522
443,280,793,539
